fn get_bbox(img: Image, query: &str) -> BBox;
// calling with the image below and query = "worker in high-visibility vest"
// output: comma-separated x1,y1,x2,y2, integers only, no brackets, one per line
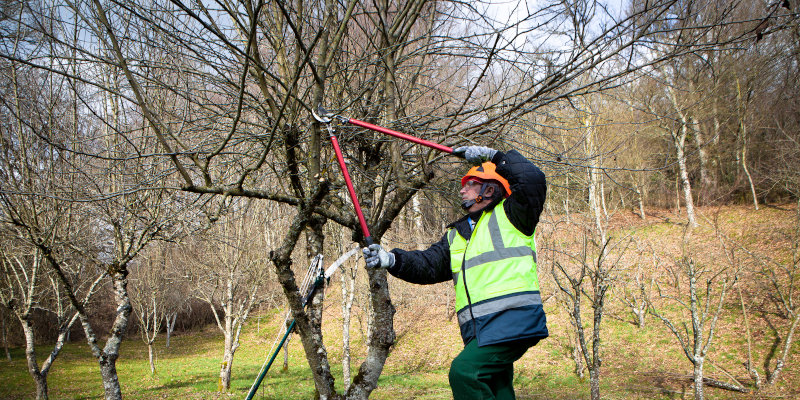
363,145,548,400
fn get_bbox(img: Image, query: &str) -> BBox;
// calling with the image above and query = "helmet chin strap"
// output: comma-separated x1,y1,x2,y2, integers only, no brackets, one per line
461,182,489,211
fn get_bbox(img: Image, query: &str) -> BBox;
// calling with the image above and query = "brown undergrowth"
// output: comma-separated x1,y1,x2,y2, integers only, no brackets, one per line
323,204,800,399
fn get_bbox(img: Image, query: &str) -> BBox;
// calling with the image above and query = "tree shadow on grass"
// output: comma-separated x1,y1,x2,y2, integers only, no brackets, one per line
635,371,692,399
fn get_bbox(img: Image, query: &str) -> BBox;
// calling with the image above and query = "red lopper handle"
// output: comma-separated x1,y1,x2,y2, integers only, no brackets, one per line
328,133,373,244
347,118,459,156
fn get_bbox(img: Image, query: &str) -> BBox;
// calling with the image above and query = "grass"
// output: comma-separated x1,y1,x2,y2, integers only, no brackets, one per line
1,205,799,399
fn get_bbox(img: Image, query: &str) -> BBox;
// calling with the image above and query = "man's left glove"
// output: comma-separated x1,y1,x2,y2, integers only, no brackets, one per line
453,146,498,165
362,244,395,269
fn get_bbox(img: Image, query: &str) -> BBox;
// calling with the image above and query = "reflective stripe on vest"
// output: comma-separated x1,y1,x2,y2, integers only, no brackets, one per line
450,208,538,288
457,291,542,326
447,201,540,327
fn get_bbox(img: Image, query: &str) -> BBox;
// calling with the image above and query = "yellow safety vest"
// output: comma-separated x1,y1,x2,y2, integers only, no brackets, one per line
447,200,546,345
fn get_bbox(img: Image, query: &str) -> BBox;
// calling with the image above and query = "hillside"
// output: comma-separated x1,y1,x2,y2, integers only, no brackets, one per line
0,205,797,399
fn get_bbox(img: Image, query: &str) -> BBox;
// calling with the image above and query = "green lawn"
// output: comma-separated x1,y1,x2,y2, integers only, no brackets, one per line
2,306,795,399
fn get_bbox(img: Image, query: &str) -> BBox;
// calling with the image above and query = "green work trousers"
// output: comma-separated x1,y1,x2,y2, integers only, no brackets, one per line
448,339,537,400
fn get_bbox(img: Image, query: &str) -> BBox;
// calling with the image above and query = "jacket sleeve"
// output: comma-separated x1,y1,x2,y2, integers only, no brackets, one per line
387,233,452,285
492,150,547,236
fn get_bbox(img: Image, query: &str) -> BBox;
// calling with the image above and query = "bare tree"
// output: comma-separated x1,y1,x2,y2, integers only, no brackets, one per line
184,199,276,392
0,40,108,398
0,47,194,400
163,265,190,349
0,243,52,400
618,241,657,328
129,244,178,375
552,221,630,400
724,206,800,389
650,230,738,400
0,241,97,400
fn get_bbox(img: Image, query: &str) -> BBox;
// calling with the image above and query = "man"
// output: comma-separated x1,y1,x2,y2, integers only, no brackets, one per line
363,145,548,400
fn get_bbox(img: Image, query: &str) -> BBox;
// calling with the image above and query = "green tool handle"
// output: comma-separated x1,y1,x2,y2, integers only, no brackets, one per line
245,276,324,399
245,319,296,400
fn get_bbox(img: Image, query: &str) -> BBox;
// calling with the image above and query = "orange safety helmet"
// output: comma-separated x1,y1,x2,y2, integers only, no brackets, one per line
461,162,511,197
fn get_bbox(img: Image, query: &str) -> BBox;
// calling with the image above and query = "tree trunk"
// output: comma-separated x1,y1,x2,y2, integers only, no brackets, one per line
589,278,607,400
97,269,131,400
38,247,129,400
631,175,646,219
33,372,48,400
299,219,339,399
674,128,698,227
585,115,606,239
148,342,155,374
767,313,799,385
675,174,681,214
564,174,571,223
736,77,758,210
691,116,711,203
165,313,176,348
589,367,600,400
219,346,234,392
219,284,236,393
738,287,760,388
2,309,11,360
667,87,697,226
568,324,584,379
633,266,651,328
411,195,423,232
22,319,49,400
740,120,759,211
600,171,608,222
99,358,122,400
282,334,290,371
346,269,395,399
266,184,346,399
341,262,357,390
635,307,645,328
638,193,646,220
693,360,705,400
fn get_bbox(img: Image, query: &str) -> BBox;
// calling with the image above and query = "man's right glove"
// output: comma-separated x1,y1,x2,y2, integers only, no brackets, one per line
362,244,395,269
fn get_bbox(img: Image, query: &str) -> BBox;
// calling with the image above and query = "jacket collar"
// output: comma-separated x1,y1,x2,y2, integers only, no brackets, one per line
448,196,503,240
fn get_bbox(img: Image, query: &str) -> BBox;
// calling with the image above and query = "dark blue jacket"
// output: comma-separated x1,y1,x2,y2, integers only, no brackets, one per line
388,150,548,346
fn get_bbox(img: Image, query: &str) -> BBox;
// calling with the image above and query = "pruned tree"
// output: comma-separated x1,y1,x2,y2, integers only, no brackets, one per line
129,244,178,375
552,222,630,400
183,199,277,392
0,238,103,400
650,229,739,400
618,241,658,328
724,206,800,389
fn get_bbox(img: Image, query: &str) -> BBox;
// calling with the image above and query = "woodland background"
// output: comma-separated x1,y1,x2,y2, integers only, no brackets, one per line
0,0,799,399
